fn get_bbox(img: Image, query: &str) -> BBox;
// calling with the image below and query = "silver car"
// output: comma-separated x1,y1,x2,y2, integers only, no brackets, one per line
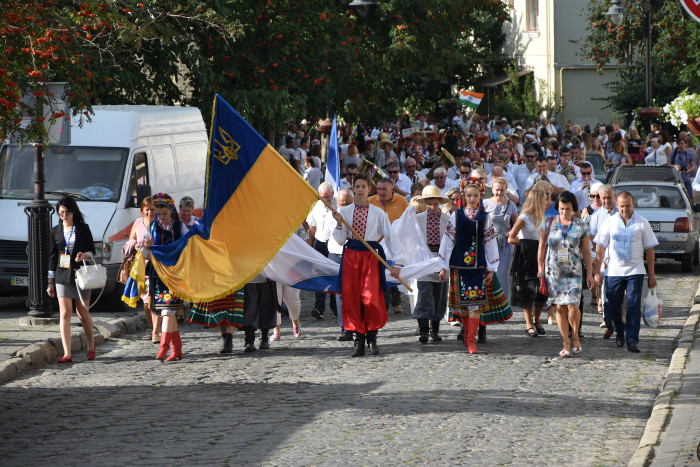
612,182,699,272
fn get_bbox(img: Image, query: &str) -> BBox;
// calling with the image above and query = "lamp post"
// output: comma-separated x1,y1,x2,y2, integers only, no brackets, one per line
607,0,659,120
348,0,377,18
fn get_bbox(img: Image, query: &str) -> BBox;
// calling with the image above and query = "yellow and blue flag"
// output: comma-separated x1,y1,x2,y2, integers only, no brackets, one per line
145,95,319,302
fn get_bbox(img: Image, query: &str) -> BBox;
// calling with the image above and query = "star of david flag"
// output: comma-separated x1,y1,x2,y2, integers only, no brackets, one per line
146,95,319,302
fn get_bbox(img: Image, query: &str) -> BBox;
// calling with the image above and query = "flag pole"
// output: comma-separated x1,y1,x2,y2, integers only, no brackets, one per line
316,194,413,293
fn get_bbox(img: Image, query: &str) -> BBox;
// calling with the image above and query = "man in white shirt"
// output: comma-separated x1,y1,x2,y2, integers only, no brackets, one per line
524,156,570,196
327,188,355,341
340,163,358,190
537,117,557,140
307,183,337,320
594,191,658,353
403,157,421,184
278,135,299,173
556,147,581,182
430,167,457,197
513,145,539,202
570,162,601,211
447,151,466,181
386,161,411,197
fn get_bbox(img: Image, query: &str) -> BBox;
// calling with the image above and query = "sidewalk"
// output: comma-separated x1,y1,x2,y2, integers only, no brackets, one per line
629,284,700,466
0,297,146,384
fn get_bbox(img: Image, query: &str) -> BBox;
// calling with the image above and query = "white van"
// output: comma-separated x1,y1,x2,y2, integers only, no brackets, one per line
0,105,208,305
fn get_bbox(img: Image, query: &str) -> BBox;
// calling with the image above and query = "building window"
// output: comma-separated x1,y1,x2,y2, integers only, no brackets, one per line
526,0,538,31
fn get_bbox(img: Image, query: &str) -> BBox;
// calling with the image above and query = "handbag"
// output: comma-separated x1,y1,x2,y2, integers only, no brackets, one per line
75,253,107,309
538,218,555,296
117,256,131,284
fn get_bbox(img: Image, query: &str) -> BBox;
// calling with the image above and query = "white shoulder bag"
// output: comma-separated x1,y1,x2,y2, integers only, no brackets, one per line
75,253,107,309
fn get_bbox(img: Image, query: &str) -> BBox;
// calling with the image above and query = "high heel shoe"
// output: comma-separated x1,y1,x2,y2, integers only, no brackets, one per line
87,350,96,361
57,356,72,363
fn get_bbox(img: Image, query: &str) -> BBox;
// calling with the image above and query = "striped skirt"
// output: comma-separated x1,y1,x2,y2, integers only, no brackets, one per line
188,290,245,328
448,273,513,325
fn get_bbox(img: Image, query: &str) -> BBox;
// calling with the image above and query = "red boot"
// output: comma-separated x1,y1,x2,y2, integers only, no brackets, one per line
156,332,171,361
166,331,182,361
466,317,479,354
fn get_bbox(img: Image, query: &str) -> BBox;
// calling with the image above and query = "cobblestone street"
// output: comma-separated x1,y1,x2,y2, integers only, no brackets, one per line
0,261,697,466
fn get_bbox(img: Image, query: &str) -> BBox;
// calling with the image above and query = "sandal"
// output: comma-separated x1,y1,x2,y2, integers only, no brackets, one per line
526,327,538,338
559,348,571,358
590,296,598,306
533,321,546,335
571,346,582,355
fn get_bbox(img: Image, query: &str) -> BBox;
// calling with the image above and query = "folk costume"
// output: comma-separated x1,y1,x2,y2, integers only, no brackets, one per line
412,186,450,343
332,202,405,356
146,193,188,361
188,291,245,354
439,179,508,353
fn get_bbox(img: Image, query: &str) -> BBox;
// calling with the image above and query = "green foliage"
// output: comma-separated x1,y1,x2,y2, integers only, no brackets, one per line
3,0,510,142
0,0,240,143
491,61,559,122
578,0,700,125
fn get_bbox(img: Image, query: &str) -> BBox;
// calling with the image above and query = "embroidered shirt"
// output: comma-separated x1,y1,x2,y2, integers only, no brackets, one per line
426,212,441,247
593,212,658,277
352,203,369,239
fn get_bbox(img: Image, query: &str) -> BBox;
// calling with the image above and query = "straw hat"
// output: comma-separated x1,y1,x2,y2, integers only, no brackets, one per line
415,185,449,205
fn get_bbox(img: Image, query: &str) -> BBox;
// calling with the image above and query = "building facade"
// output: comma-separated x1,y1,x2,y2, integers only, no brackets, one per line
502,0,624,126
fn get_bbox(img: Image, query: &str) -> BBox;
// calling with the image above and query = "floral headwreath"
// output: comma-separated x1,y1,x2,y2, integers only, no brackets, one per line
460,176,485,196
152,192,178,219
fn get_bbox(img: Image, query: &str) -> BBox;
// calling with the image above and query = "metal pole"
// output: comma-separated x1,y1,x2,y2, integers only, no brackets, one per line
25,94,55,317
644,0,651,109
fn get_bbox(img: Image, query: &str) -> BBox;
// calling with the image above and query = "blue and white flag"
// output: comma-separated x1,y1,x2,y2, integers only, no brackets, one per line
324,116,340,193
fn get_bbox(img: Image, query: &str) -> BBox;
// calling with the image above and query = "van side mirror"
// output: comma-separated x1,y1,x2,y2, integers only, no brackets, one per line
693,204,700,213
137,184,152,205
128,184,152,208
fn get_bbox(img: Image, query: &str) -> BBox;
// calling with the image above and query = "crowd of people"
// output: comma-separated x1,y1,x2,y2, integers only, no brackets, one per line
48,108,676,362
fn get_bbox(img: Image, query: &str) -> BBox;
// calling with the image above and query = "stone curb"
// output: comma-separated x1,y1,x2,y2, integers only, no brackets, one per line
0,312,147,386
628,283,700,467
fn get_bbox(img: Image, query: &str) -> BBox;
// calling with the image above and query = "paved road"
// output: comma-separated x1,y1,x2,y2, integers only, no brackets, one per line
0,260,697,466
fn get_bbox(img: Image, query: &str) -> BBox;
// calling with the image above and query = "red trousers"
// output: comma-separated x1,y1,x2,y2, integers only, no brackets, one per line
341,249,387,334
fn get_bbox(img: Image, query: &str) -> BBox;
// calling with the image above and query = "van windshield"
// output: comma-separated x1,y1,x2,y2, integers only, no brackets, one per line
0,145,128,201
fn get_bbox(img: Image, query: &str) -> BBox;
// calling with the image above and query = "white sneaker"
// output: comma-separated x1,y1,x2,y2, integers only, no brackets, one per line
548,318,556,325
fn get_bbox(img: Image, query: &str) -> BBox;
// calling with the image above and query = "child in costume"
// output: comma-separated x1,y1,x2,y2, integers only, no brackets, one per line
141,193,189,361
438,178,504,354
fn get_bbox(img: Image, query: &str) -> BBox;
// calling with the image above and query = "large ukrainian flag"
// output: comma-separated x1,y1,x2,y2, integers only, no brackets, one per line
147,95,319,302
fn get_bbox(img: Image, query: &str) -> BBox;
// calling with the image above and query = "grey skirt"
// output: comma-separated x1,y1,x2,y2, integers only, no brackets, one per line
56,283,91,301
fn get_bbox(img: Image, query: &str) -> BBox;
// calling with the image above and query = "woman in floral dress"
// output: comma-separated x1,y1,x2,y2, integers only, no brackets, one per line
538,191,594,358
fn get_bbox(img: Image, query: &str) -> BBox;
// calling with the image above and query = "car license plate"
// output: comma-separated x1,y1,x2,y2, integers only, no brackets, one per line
649,222,660,232
11,276,28,286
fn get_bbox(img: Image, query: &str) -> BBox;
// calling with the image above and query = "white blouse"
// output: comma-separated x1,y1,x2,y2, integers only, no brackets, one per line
332,203,405,265
438,208,499,272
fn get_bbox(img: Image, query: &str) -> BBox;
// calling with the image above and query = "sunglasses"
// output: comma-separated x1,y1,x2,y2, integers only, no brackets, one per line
525,155,536,159
581,171,592,175
387,170,399,174
461,171,471,176
590,194,600,199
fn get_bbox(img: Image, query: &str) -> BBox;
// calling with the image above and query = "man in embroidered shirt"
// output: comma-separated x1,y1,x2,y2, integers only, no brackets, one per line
332,173,404,357
594,191,658,353
369,177,408,314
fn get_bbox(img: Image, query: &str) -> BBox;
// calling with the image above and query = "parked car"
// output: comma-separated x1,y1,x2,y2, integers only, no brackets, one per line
611,181,700,272
584,152,607,183
607,165,687,196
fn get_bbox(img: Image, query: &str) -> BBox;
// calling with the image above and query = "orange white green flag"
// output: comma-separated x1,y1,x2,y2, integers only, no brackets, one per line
458,90,484,110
